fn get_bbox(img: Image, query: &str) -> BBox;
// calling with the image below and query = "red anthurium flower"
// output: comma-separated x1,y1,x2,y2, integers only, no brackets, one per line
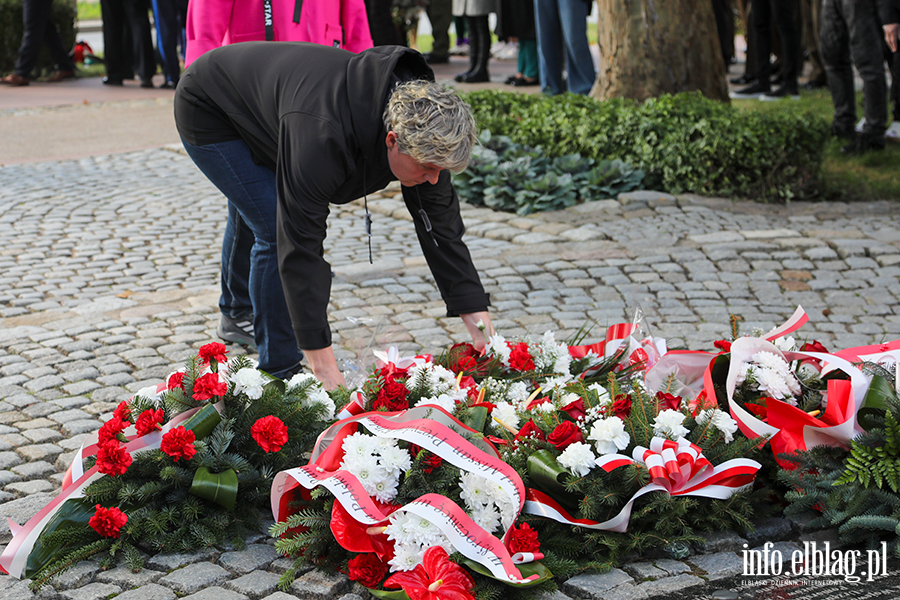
97,415,129,446
112,401,131,423
514,420,546,443
384,546,476,600
656,392,682,411
89,504,128,538
135,408,165,436
508,342,535,371
713,340,732,352
331,500,399,560
96,440,132,476
192,372,228,401
609,394,632,419
251,415,289,453
348,553,390,588
506,522,541,555
560,398,586,421
198,342,228,366
167,371,185,391
547,421,584,451
160,426,196,462
525,396,550,411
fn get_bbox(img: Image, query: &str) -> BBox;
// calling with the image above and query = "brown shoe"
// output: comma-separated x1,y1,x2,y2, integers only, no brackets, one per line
46,70,76,82
0,73,29,86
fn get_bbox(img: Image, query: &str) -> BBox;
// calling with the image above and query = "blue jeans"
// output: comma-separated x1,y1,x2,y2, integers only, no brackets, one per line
534,0,595,95
182,138,304,378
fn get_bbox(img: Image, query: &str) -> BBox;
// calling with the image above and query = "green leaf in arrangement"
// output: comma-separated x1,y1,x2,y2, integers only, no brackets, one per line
189,466,239,510
462,559,553,588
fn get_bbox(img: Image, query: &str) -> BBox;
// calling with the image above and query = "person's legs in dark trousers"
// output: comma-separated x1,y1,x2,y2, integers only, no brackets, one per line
4,0,76,82
890,49,900,123
712,0,735,68
100,0,129,83
123,0,156,85
556,0,594,94
220,203,254,327
181,139,305,378
151,0,184,85
534,0,564,94
768,0,801,92
426,0,452,61
802,0,827,86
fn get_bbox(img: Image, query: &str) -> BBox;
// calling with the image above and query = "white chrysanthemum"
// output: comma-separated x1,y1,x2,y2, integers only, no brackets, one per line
773,336,797,353
385,511,417,545
697,409,739,443
535,401,556,414
411,515,443,546
287,371,318,388
588,416,630,455
470,503,501,533
378,444,412,475
459,472,492,508
753,351,792,375
230,368,267,400
388,542,424,572
372,475,400,503
557,442,596,477
492,402,520,431
735,363,752,386
506,381,531,408
343,454,387,496
653,409,690,439
486,334,511,366
414,393,456,412
431,364,459,390
341,432,375,461
755,368,794,402
498,500,517,531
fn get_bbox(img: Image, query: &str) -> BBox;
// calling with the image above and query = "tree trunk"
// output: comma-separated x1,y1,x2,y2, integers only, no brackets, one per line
591,0,729,102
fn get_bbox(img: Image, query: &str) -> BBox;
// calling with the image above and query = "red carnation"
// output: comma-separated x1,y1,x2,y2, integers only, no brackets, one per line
508,342,535,371
547,421,584,451
713,340,732,352
161,426,196,462
192,372,227,401
251,415,289,453
347,553,390,588
135,408,165,436
89,504,128,538
506,522,540,555
373,381,409,412
97,416,129,446
167,371,185,391
96,440,133,476
198,342,228,366
410,444,443,473
610,394,632,419
560,398,586,421
112,401,131,423
514,420,546,444
656,392,682,411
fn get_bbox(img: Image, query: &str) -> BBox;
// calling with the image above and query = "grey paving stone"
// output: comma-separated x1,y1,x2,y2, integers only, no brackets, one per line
57,582,120,600
634,573,705,596
182,586,249,600
224,571,282,598
653,559,691,575
260,593,300,600
52,560,99,590
146,548,219,572
61,420,103,436
219,544,280,575
623,561,667,581
105,583,175,600
157,562,230,595
10,459,55,479
563,568,634,597
745,517,794,547
695,530,748,554
289,569,352,599
94,565,165,588
688,552,744,580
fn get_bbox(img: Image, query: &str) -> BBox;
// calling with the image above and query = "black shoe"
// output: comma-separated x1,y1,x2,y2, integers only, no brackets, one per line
760,83,799,101
804,79,827,90
840,135,885,155
424,53,449,64
459,70,489,83
728,74,754,85
730,79,770,98
159,81,176,89
140,79,154,88
217,314,256,348
831,123,856,140
102,77,123,86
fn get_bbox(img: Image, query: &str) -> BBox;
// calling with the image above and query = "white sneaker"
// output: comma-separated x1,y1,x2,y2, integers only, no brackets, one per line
855,117,866,132
886,121,900,142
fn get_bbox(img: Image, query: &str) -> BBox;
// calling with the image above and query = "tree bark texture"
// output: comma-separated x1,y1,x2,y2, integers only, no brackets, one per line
591,0,729,102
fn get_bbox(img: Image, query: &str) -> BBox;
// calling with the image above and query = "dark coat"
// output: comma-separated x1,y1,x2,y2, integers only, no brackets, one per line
175,43,489,349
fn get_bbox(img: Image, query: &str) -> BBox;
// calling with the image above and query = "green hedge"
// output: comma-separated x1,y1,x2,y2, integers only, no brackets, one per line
1,0,77,77
461,90,830,201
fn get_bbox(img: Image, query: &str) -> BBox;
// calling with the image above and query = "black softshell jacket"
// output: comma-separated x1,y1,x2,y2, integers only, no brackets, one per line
175,42,490,350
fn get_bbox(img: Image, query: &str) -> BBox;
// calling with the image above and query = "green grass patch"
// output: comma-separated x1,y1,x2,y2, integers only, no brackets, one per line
76,0,101,21
731,88,900,201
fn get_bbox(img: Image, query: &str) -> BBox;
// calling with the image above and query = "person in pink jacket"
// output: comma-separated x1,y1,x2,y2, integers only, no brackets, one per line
185,0,373,66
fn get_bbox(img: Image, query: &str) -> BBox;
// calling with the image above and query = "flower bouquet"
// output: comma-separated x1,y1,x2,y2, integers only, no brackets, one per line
0,343,337,588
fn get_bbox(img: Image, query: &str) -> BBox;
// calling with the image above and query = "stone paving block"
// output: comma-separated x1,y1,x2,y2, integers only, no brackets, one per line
11,459,55,479
224,570,282,598
52,560,99,590
745,517,793,547
146,548,219,572
289,569,351,599
112,583,177,600
182,586,249,600
562,568,634,598
219,544,280,575
95,565,165,588
653,559,691,576
634,573,705,596
260,592,298,600
695,530,748,554
62,420,103,436
6,480,54,496
688,552,744,580
158,562,230,595
0,451,24,469
47,409,92,424
58,582,121,600
623,562,667,581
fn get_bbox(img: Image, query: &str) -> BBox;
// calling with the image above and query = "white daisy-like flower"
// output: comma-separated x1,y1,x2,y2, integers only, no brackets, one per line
492,401,520,431
341,432,375,462
414,393,456,412
231,368,267,400
653,409,690,439
385,511,417,545
588,416,630,455
459,472,492,508
557,441,596,477
753,351,792,376
411,516,443,546
697,409,739,443
506,381,531,408
486,333,511,366
535,400,556,414
372,475,400,503
305,387,336,420
470,503,501,533
378,443,412,475
735,363,752,386
388,542,424,572
755,368,794,402
286,371,318,388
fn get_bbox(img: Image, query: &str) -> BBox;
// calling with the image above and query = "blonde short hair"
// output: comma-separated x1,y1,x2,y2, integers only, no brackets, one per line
383,80,477,174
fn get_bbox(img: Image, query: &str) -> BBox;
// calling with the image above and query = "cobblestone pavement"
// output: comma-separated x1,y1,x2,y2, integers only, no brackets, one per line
1,148,900,600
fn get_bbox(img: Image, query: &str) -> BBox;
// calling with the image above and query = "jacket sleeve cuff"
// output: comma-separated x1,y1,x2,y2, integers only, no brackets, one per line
444,292,491,317
293,326,333,351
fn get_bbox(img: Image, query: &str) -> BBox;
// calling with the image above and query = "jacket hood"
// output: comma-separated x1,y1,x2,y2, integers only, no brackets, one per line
345,46,434,168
